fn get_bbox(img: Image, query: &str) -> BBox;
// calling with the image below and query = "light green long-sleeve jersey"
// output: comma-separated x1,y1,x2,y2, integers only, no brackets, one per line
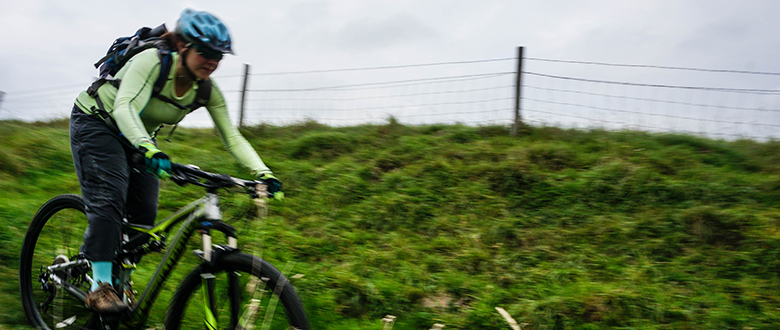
75,48,271,177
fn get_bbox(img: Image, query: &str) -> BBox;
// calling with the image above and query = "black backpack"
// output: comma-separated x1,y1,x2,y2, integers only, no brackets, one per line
87,24,211,141
86,24,212,139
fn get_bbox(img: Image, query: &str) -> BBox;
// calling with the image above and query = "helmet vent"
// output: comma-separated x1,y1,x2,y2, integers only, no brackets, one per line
192,25,204,37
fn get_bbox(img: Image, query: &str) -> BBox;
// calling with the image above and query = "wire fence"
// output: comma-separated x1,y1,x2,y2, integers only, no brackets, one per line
240,69,515,126
521,56,780,141
2,49,780,141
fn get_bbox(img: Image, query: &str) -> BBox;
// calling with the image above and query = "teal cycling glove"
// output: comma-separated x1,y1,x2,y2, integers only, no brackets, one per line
139,142,171,180
258,173,284,200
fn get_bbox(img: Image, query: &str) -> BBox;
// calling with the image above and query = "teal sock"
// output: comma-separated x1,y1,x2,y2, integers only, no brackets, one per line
91,261,113,291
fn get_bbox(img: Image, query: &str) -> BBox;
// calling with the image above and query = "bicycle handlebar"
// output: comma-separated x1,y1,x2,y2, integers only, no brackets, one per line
169,163,270,197
130,150,271,197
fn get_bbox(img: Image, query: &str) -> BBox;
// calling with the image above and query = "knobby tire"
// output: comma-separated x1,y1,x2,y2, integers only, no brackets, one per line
165,252,310,330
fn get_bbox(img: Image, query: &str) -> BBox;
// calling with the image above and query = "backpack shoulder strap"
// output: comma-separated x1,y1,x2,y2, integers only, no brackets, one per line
149,49,211,112
187,78,212,112
147,49,192,111
152,49,173,96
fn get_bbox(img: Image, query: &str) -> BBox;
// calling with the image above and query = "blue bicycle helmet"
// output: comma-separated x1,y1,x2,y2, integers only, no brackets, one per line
176,8,234,54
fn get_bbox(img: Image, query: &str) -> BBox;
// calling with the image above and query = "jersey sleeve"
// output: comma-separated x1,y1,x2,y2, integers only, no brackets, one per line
206,81,272,177
110,49,160,148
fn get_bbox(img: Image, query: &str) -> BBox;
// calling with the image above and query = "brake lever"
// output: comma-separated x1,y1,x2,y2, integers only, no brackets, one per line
170,174,190,187
170,170,206,188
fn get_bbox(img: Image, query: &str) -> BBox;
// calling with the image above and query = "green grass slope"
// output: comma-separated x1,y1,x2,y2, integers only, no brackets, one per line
2,118,780,329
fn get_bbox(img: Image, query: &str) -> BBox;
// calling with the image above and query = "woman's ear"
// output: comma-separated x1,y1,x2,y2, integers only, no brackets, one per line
176,41,188,53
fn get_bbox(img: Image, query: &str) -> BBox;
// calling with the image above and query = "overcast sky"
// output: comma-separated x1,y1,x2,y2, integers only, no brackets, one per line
2,0,780,138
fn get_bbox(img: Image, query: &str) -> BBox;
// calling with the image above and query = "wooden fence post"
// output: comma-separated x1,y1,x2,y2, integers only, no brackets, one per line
239,64,250,128
511,47,524,136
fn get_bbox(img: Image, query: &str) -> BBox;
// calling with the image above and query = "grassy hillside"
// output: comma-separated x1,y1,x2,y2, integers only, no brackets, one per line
2,118,780,329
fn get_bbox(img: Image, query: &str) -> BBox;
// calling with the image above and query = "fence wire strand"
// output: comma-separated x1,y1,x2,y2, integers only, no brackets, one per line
526,57,780,76
525,72,780,94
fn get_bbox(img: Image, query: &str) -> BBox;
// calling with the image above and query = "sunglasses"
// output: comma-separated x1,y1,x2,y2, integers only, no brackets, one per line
192,44,224,61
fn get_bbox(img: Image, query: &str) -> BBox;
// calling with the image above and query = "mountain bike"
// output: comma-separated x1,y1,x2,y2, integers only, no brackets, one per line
19,163,310,330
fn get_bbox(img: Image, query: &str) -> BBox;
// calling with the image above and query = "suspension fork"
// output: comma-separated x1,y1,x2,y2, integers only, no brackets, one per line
199,242,242,330
198,193,241,330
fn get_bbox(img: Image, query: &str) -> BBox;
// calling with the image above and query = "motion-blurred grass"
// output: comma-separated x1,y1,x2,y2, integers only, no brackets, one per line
2,118,780,329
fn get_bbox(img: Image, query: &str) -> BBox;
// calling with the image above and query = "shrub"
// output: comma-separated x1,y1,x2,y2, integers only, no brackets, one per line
680,206,747,247
0,149,22,175
525,144,579,171
447,129,480,144
289,132,355,159
477,161,541,197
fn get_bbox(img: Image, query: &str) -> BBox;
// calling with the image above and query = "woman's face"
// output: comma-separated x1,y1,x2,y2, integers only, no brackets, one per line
185,49,220,80
178,42,221,80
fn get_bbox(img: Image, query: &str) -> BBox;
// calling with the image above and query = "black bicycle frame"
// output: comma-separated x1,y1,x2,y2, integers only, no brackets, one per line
128,192,237,329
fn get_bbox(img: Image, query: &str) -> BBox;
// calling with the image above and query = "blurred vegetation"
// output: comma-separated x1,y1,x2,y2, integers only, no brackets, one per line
2,118,780,329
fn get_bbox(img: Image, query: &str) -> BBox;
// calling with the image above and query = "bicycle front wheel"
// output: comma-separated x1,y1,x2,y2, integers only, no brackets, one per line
165,251,310,330
19,194,97,330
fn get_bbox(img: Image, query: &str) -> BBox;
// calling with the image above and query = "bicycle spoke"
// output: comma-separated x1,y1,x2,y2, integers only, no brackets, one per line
237,276,266,330
54,286,63,328
260,261,294,330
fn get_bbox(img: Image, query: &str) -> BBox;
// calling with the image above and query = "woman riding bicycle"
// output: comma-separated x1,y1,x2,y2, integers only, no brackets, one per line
69,8,282,313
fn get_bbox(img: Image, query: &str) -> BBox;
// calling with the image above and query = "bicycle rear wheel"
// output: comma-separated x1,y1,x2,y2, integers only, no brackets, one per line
19,194,97,330
165,251,310,330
